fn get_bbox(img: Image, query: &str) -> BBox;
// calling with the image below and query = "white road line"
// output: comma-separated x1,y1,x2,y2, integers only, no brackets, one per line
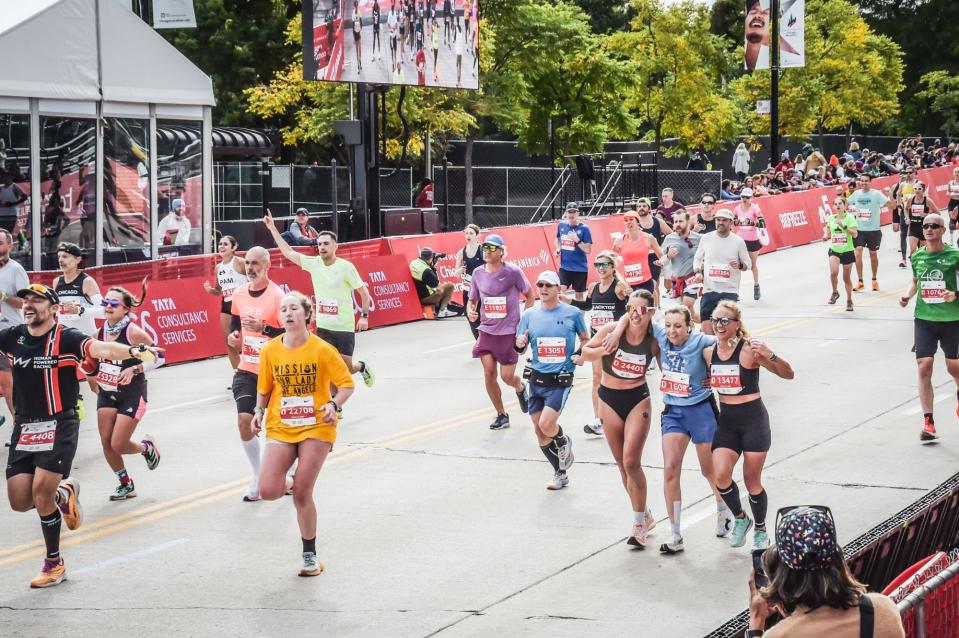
72,538,189,575
149,395,227,415
681,502,720,531
423,340,476,354
902,393,951,416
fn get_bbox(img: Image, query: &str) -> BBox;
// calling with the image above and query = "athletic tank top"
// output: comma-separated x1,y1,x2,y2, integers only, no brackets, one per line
602,328,654,381
948,180,959,200
462,244,484,289
217,257,244,303
709,339,760,396
55,272,98,336
620,233,652,286
588,279,627,334
640,216,666,244
95,322,144,392
700,217,717,234
908,196,930,224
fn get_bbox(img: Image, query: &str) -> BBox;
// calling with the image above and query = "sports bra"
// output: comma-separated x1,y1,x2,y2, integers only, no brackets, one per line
709,339,761,396
602,328,654,381
588,279,628,334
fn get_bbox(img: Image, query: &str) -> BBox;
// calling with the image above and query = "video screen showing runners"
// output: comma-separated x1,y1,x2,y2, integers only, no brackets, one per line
303,0,479,89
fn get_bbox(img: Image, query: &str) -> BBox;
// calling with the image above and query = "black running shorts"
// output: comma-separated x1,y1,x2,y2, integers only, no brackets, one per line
558,269,588,293
853,229,882,252
914,318,959,360
712,399,770,454
828,249,855,266
6,414,80,479
316,328,356,357
232,369,258,415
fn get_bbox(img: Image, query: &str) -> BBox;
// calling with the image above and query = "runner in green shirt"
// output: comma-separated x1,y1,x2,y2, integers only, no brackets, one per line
264,210,375,389
899,212,959,442
821,196,858,311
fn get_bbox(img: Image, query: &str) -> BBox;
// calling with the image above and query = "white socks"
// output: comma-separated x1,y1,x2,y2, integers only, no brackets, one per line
242,437,261,474
633,511,644,524
670,501,682,536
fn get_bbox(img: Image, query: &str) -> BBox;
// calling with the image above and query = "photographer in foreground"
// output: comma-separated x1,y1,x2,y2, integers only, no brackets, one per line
410,247,457,318
746,506,904,637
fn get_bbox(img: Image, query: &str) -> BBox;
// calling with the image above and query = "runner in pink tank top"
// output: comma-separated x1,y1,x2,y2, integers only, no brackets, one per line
733,188,765,300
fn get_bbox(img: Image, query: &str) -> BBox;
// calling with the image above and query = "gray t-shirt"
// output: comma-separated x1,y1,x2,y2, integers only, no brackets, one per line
693,231,752,294
662,231,702,277
0,259,28,327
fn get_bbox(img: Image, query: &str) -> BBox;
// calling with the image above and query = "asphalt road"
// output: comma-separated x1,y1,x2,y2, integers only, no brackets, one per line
1,225,957,637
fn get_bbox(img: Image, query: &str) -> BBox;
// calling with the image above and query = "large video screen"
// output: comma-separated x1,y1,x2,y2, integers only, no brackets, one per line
303,0,479,89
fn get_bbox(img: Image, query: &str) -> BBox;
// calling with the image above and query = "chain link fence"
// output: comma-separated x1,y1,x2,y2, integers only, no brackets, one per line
213,162,412,221
657,169,724,207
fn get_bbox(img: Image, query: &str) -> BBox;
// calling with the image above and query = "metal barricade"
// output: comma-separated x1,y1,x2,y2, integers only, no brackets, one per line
897,557,959,638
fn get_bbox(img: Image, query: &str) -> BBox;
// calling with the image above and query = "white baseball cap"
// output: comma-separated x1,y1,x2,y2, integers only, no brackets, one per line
740,187,754,198
536,270,561,286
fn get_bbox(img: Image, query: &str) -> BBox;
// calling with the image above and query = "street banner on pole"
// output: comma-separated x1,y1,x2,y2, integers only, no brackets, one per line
744,0,805,71
153,0,197,29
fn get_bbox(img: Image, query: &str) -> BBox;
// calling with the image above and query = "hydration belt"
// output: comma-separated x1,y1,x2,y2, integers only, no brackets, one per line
529,369,574,388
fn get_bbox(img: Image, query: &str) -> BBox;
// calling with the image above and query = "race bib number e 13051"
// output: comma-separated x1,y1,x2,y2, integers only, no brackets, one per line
536,337,567,364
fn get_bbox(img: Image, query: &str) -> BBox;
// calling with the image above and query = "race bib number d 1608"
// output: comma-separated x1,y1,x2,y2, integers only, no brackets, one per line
536,337,567,364
660,370,690,397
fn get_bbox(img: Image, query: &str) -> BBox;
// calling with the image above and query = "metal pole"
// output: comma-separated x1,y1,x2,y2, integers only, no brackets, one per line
769,0,780,169
549,118,556,220
331,158,339,237
443,157,449,231
915,603,926,638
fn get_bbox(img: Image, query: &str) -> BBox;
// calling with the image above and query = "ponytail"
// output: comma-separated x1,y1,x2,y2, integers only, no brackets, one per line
109,276,149,309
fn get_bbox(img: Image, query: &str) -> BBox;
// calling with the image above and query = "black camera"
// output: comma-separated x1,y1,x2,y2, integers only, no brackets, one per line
433,252,448,260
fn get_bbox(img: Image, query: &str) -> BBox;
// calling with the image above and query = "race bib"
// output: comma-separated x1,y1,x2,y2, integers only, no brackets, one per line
242,334,268,365
857,208,871,222
831,233,848,246
590,310,614,329
708,263,731,282
317,299,339,317
561,233,577,251
611,350,647,379
536,337,567,364
17,420,57,452
949,183,959,197
660,370,690,397
710,364,742,395
483,296,507,320
624,262,645,285
912,204,925,215
221,286,238,304
96,362,123,392
920,280,947,304
280,396,317,427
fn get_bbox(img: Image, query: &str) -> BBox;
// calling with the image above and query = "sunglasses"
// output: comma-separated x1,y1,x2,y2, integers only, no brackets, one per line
628,305,649,317
536,282,556,288
100,298,124,308
593,262,613,269
701,200,715,205
481,245,500,252
922,223,943,230
24,283,52,296
710,317,735,326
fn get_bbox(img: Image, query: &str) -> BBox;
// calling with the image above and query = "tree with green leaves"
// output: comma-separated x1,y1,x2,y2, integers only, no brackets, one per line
916,72,959,139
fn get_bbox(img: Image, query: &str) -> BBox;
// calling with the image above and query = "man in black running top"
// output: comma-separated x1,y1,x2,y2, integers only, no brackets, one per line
2,283,160,589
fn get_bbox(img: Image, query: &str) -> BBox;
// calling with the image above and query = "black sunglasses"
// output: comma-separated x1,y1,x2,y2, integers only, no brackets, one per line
593,261,613,269
536,282,556,288
701,200,715,205
922,223,943,230
710,317,734,326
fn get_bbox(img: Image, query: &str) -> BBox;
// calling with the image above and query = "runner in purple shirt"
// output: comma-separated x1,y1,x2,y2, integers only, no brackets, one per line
467,233,535,430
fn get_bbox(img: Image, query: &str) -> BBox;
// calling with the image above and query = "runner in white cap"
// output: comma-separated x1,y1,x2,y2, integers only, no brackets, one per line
732,188,765,301
692,209,751,335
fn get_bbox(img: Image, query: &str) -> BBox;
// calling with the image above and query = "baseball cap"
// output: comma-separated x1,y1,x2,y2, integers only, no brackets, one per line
740,187,754,198
17,283,60,305
564,202,579,213
536,270,561,286
57,242,83,257
295,207,309,215
715,209,734,220
623,210,640,220
775,506,839,572
482,234,505,248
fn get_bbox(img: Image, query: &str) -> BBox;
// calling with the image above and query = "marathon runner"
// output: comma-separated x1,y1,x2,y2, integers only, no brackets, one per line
371,0,382,62
514,271,586,491
732,188,765,300
265,211,375,393
2,283,159,588
581,289,659,546
227,246,285,501
892,169,917,268
606,306,731,553
905,182,940,257
705,301,793,551
352,1,363,72
253,291,354,577
693,209,751,335
564,250,631,436
466,233,533,430
946,166,959,245
82,281,164,501
847,174,890,292
695,194,718,234
634,198,671,305
613,209,664,298
822,195,858,311
454,223,484,339
388,2,399,68
204,235,246,373
899,213,959,441
661,211,701,314
0,229,28,423
554,203,593,302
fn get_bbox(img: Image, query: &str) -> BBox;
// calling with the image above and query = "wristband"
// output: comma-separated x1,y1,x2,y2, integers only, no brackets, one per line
361,312,369,318
326,400,338,412
253,406,265,416
745,631,764,638
769,353,778,362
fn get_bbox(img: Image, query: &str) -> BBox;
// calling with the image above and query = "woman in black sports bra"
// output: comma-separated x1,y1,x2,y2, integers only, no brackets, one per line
703,300,793,552
582,289,660,549
906,182,940,255
455,224,484,339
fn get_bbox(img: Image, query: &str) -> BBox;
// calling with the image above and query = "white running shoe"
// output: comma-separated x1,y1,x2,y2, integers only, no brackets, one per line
583,418,603,435
716,507,734,537
659,533,685,555
546,472,569,491
242,477,261,502
299,552,324,577
556,436,574,471
627,522,648,548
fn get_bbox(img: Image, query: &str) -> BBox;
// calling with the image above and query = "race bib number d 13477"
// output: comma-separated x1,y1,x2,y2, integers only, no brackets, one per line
710,364,742,395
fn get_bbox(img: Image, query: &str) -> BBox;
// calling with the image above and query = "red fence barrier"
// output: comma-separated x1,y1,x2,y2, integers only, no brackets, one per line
30,165,955,365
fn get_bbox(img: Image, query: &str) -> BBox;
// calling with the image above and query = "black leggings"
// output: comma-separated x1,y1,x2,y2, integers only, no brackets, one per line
712,398,770,454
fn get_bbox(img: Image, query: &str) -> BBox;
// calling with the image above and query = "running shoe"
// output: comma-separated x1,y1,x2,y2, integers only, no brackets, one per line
753,284,761,301
299,552,325,577
109,483,137,501
142,436,160,470
920,417,938,442
556,436,574,471
76,396,85,421
752,529,771,551
243,477,261,502
659,533,684,555
627,522,648,548
899,259,907,269
645,509,657,534
853,281,865,292
846,300,854,312
516,384,529,414
285,475,295,496
716,508,733,537
583,418,603,435
828,291,840,305
360,362,375,388
489,413,510,430
30,558,66,589
546,471,569,491
58,477,82,531
872,280,880,291
435,308,459,319
729,513,754,548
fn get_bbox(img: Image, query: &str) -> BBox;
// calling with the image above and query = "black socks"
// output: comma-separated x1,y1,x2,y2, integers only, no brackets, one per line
718,482,744,518
40,509,62,560
302,537,316,554
749,490,768,530
540,442,560,473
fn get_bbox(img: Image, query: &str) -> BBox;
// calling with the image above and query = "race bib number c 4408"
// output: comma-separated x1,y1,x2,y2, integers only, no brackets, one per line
17,420,57,452
536,337,567,364
611,350,647,379
279,396,317,427
660,370,690,397
591,310,614,329
708,263,731,282
920,280,947,304
96,362,123,392
242,335,268,365
483,296,507,320
710,364,742,395
316,299,339,317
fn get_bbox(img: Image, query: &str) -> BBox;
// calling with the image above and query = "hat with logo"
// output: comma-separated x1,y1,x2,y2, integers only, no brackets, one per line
17,283,60,305
536,270,561,286
295,207,309,216
565,202,580,213
482,234,505,248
